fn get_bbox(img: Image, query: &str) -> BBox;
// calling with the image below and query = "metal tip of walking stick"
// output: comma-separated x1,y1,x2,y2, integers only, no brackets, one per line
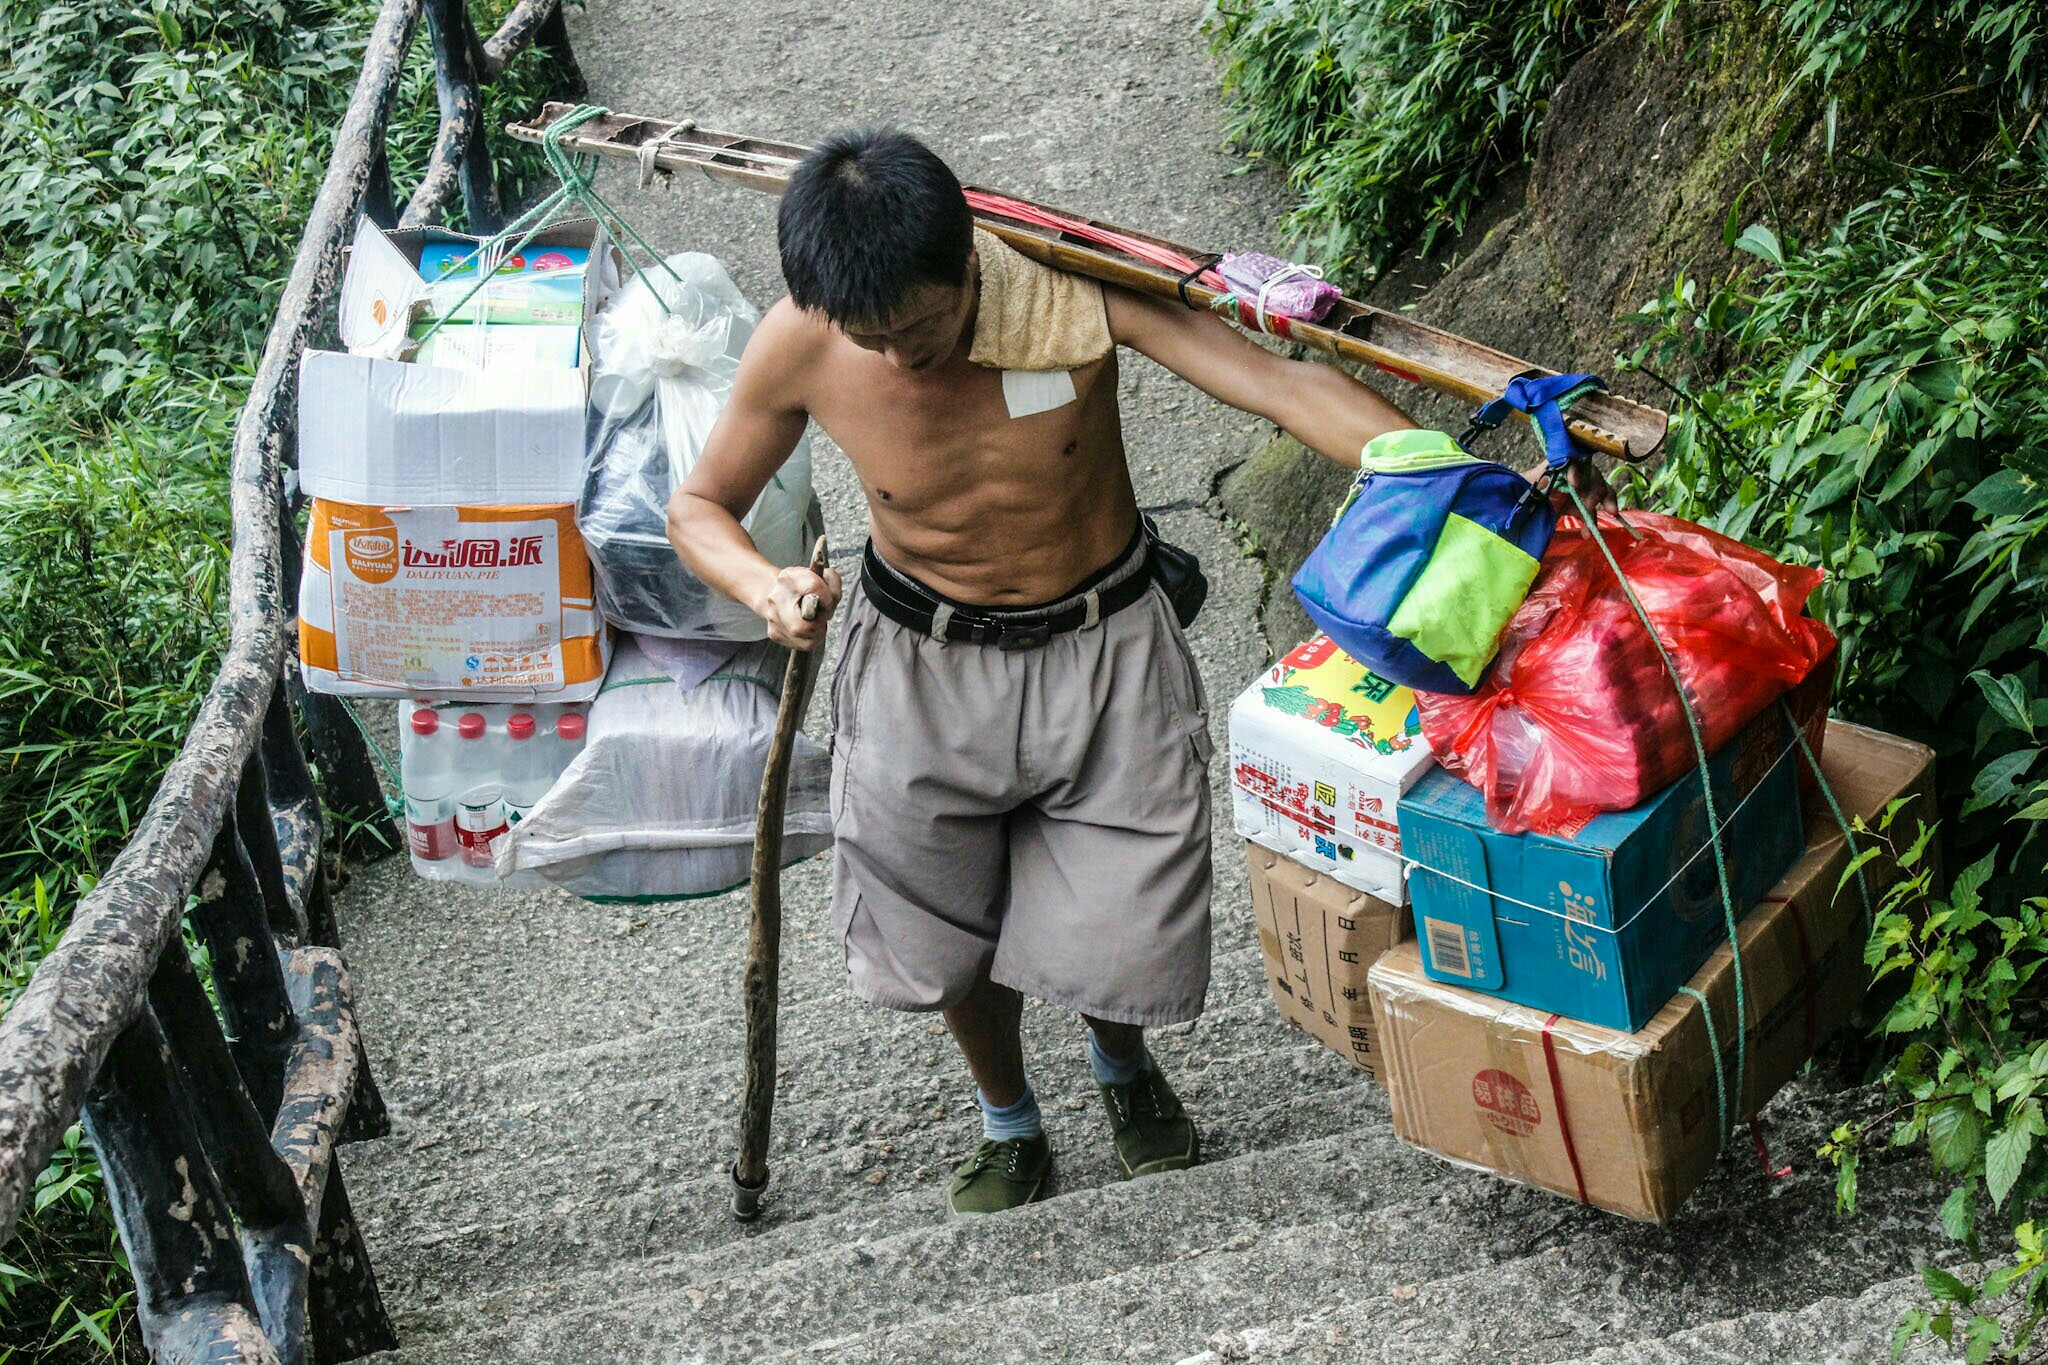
730,1163,769,1222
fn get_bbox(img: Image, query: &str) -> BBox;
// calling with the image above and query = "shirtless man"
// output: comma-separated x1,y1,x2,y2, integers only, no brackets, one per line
670,129,1599,1216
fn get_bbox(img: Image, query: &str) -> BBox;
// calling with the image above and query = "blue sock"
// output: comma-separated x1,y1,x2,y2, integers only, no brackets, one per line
979,1083,1043,1141
1088,1029,1154,1087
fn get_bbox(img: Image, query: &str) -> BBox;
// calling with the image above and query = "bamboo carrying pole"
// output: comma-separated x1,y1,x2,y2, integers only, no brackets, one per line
508,102,1669,461
731,537,831,1222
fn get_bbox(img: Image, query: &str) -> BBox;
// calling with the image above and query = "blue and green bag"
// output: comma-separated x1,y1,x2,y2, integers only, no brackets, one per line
1291,373,1603,696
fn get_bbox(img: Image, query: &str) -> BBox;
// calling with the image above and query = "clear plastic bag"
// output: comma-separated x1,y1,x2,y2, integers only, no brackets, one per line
1415,512,1837,835
581,253,816,640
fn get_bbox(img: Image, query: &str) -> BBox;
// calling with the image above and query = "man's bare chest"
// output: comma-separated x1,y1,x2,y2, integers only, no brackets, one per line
807,354,1121,511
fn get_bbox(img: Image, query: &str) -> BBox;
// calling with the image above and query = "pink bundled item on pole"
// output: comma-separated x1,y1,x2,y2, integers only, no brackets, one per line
1217,252,1342,330
1415,512,1838,836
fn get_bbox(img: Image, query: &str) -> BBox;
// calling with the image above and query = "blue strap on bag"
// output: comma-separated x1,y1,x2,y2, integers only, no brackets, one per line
1291,373,1605,696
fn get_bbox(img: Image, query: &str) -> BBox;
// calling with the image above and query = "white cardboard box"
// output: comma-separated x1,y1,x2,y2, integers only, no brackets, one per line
295,217,619,506
1228,635,1435,904
294,218,619,700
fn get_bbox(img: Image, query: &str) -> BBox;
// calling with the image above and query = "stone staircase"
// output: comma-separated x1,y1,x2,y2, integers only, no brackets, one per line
334,0,1965,1357
336,812,1959,1363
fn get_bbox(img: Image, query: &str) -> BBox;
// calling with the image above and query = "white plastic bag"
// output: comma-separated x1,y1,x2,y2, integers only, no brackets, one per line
581,253,816,640
493,635,833,899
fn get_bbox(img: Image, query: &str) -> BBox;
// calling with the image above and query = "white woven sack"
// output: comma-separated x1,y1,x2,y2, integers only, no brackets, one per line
494,635,832,898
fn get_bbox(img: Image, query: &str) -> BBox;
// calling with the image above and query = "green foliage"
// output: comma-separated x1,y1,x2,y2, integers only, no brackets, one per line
1626,152,2048,859
1627,144,2048,1365
0,0,571,1356
1820,831,2048,1361
1204,0,1604,280
1775,0,2044,107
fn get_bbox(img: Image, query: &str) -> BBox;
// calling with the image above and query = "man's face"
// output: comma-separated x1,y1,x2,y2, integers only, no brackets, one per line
839,255,977,372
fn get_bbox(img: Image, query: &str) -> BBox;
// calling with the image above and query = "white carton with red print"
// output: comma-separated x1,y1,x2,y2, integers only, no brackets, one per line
1227,635,1434,904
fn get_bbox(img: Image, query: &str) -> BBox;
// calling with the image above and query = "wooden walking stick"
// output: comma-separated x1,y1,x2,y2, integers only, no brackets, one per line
732,535,831,1221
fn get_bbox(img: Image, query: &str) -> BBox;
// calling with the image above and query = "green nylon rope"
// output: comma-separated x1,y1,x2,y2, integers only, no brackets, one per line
1779,695,1877,932
411,104,686,351
1676,984,1728,1151
338,695,408,822
1562,479,1749,1132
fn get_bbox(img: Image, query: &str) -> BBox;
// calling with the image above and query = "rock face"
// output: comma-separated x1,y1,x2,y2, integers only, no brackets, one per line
1222,10,1867,647
331,3,1961,1360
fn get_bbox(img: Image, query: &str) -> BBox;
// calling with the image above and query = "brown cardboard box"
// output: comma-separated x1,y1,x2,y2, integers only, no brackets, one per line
1369,720,1935,1221
1246,841,1408,1081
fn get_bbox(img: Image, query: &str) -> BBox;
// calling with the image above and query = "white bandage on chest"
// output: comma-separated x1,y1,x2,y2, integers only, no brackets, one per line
1000,367,1079,419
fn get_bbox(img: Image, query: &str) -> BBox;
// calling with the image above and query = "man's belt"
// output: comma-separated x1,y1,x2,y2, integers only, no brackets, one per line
860,539,1154,651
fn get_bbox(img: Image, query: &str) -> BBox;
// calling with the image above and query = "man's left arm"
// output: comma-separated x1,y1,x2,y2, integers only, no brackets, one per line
1105,287,1411,469
1106,287,1618,509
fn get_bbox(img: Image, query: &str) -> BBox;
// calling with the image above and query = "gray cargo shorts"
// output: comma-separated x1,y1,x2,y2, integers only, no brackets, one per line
828,537,1215,1026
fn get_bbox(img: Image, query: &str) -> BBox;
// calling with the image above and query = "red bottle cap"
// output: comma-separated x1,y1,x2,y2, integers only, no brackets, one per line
555,713,586,741
457,712,487,739
507,713,536,740
410,708,439,736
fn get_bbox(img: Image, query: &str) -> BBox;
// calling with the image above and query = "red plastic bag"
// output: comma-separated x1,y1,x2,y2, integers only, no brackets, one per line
1416,511,1836,835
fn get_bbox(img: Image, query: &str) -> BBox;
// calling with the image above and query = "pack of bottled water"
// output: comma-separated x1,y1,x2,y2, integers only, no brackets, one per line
397,700,590,883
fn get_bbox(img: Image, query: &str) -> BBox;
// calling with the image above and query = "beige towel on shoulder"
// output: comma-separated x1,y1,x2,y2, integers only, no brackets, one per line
968,227,1112,372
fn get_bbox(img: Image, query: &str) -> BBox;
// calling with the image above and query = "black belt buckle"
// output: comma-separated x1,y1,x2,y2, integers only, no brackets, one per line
995,619,1054,651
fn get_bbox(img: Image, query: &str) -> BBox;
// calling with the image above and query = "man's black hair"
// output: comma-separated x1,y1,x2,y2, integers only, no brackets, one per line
778,128,973,329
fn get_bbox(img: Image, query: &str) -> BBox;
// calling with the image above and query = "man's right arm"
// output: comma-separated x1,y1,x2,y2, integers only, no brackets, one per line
668,302,842,649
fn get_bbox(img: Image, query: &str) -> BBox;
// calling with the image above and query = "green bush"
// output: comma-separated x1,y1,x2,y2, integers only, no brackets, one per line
1629,149,2048,1358
1204,0,1605,281
0,1,570,1357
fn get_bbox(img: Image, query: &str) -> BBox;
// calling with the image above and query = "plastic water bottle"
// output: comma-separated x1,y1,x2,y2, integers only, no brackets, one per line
553,710,587,775
401,704,458,871
453,711,507,879
502,712,554,826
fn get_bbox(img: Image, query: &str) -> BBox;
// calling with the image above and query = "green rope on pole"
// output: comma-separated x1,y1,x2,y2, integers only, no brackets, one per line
411,103,694,352
536,104,687,303
1563,479,1749,1128
1778,695,1876,932
1676,985,1728,1151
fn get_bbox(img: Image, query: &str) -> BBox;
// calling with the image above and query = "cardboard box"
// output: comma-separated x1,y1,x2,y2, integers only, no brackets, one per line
1229,635,1435,903
297,502,609,700
1398,666,1831,1030
295,217,620,507
1245,841,1407,1081
1371,720,1934,1221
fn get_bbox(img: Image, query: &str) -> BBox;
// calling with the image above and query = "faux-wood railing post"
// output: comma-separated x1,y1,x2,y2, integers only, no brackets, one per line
148,948,315,1362
82,1013,274,1363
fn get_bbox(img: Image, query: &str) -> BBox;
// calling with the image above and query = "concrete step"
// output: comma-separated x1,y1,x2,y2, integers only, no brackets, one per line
1541,1273,1941,1365
820,1149,1951,1365
366,1117,1948,1365
370,933,1280,1124
363,1121,1467,1363
364,1076,1950,1364
338,811,1262,1092
345,985,1319,1244
354,1044,1379,1315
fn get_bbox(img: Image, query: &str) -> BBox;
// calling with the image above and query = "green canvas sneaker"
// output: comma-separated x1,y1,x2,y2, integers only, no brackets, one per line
946,1133,1052,1217
1100,1067,1199,1178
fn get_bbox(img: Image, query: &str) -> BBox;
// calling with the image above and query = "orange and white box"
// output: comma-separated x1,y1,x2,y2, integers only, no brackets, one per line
298,501,609,701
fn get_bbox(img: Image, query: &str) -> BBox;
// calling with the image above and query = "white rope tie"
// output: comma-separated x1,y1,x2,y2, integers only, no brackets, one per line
1252,261,1325,337
928,602,954,645
637,119,699,190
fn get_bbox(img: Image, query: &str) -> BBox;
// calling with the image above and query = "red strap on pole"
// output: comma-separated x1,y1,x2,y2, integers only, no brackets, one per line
963,189,1228,292
1541,1014,1590,1206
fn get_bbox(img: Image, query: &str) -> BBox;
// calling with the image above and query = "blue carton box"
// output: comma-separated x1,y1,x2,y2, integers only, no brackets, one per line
1399,699,1817,1031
